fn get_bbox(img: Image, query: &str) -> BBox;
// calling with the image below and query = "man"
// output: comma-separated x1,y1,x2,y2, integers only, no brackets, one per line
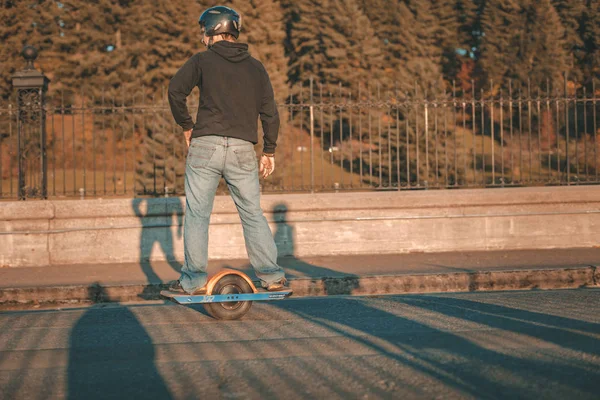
167,5,287,294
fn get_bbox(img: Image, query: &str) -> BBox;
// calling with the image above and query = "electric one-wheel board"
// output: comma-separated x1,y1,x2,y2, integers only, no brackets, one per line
160,270,293,320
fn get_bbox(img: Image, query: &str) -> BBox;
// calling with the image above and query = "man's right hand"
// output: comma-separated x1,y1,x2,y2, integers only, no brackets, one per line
184,129,193,147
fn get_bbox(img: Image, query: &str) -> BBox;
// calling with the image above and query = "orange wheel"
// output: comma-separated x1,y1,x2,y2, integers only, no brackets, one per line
203,274,253,320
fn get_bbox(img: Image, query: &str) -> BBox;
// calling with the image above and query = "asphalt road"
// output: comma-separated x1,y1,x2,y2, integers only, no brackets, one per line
1,289,599,400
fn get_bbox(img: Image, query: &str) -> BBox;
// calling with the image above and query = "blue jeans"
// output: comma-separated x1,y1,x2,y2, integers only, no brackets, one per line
179,135,285,293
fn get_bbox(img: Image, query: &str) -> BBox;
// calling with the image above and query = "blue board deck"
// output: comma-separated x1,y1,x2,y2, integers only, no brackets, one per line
160,290,293,305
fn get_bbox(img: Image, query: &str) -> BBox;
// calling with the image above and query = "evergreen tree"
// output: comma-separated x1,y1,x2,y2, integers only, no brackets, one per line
581,0,600,84
476,0,527,89
99,1,203,96
0,1,137,102
359,0,407,87
551,0,586,80
403,0,447,91
324,0,385,86
283,0,328,87
0,0,29,100
523,0,569,90
286,0,383,89
430,0,478,83
0,0,72,100
360,0,446,93
358,0,399,64
477,0,569,91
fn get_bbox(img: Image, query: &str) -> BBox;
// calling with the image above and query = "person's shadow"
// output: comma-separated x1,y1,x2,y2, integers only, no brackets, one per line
272,203,295,258
132,198,183,298
67,285,173,399
271,202,360,294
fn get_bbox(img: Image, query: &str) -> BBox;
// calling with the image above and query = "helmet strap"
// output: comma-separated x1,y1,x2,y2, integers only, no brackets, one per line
208,36,214,48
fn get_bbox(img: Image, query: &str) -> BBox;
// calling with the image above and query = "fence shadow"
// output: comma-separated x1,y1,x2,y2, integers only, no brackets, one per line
270,292,600,398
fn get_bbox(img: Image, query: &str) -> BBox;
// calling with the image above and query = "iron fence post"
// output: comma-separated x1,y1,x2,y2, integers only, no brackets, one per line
309,77,315,193
11,46,49,200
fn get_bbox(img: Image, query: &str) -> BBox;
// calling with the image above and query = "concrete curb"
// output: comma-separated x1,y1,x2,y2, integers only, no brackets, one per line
1,267,598,309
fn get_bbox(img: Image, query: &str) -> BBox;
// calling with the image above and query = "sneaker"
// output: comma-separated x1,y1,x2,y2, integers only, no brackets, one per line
262,278,290,292
167,280,207,295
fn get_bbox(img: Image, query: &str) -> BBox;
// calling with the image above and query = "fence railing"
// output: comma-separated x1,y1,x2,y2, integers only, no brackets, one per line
1,79,599,199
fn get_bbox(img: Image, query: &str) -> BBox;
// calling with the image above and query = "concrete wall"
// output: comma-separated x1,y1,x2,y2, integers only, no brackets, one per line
1,186,600,267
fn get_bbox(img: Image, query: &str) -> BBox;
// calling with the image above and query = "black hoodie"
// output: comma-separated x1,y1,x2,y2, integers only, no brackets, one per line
168,41,279,153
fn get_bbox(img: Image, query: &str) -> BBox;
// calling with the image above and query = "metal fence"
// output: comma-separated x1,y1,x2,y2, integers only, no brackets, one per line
1,79,599,199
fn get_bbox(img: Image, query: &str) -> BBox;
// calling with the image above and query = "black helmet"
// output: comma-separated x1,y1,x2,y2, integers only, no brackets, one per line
198,6,242,39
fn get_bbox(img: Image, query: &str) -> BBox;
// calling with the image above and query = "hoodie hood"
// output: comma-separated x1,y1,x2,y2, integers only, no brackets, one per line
209,41,250,63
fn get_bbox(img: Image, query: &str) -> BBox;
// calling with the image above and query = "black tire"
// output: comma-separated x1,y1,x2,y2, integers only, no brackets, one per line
203,274,253,320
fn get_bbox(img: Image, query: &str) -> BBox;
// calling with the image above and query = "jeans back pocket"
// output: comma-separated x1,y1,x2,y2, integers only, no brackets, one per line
233,149,257,171
188,145,216,168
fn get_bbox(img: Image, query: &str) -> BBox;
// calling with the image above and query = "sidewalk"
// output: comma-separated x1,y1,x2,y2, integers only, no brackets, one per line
1,248,599,308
